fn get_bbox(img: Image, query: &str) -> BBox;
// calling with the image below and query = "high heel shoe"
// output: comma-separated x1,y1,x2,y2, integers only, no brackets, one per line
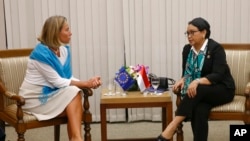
156,134,170,141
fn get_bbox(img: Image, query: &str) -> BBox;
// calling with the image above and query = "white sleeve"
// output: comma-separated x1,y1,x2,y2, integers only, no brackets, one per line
31,60,71,88
71,76,80,81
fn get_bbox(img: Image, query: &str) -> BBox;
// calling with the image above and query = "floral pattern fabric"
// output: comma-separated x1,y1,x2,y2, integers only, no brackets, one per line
181,47,207,97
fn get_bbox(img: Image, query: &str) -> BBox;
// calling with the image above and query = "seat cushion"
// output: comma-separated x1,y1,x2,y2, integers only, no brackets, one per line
211,95,245,112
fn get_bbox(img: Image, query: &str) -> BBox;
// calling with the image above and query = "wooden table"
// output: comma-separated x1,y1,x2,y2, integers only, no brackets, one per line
100,91,173,141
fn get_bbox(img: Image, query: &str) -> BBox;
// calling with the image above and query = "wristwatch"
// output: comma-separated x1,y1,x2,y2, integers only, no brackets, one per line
195,78,200,84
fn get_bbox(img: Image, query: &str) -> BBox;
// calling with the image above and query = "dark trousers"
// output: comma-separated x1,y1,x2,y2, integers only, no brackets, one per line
176,84,235,141
0,127,5,141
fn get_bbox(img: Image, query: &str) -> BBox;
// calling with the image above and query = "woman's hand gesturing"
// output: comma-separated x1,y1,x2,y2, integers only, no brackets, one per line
89,76,102,89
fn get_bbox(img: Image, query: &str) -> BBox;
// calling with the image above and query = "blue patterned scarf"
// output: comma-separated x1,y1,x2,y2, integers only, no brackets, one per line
181,47,207,97
30,43,72,104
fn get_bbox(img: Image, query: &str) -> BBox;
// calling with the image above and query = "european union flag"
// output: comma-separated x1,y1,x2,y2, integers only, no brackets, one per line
115,66,136,91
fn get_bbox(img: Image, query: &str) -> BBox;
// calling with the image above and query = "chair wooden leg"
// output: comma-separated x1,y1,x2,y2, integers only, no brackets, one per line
176,122,184,141
82,88,93,141
84,112,92,141
54,125,60,141
17,132,25,141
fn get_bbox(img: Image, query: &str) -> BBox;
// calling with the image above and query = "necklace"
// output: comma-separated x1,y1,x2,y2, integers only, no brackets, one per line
49,47,60,57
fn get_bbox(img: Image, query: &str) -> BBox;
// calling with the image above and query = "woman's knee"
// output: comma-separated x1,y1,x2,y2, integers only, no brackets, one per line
73,92,82,102
67,92,83,110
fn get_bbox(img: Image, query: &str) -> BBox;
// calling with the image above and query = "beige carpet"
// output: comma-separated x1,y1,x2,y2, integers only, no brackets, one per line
5,120,243,141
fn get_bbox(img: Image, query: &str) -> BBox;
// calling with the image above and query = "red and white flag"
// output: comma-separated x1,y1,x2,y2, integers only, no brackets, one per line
136,66,150,92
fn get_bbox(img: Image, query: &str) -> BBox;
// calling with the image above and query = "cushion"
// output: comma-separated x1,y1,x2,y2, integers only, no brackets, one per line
0,56,29,106
226,50,250,95
210,49,250,113
211,95,246,112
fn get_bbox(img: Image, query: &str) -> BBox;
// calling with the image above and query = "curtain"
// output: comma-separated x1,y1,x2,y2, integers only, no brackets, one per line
123,0,176,121
0,0,6,50
69,0,126,122
3,0,250,122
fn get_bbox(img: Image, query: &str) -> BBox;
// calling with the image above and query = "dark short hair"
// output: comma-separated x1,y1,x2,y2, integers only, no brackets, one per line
188,17,211,38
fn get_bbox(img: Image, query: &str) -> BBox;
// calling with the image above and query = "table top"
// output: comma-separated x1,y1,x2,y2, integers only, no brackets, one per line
101,90,172,104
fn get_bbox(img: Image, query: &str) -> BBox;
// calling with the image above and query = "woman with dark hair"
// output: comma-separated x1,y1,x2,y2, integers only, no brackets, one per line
157,17,235,141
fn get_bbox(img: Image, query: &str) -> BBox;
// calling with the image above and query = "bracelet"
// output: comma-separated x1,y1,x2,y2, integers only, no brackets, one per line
195,78,200,84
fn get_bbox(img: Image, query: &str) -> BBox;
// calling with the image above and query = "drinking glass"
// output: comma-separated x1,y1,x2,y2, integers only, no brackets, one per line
151,77,160,94
107,83,114,95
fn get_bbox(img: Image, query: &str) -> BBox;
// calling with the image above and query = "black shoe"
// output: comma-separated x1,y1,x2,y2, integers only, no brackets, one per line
156,134,170,141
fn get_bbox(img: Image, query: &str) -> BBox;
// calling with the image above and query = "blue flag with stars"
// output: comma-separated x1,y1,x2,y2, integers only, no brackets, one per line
115,66,136,91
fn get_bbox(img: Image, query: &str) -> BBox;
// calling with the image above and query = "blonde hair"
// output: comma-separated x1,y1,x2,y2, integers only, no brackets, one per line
37,15,67,49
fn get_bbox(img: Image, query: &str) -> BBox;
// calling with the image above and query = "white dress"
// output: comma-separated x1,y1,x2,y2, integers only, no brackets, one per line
19,46,82,121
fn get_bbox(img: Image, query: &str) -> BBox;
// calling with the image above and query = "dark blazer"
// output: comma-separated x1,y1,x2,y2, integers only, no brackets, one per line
182,39,235,90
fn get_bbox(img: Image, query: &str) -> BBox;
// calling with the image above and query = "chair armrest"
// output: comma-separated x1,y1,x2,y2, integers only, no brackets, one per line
6,91,25,122
81,88,93,97
81,87,93,116
172,88,182,107
6,91,25,105
173,88,181,96
0,82,25,122
245,82,250,116
0,82,25,105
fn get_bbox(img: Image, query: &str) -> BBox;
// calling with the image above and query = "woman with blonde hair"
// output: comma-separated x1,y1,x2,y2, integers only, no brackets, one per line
19,15,102,141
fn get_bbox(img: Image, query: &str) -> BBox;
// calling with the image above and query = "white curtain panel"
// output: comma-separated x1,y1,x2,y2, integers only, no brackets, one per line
0,0,6,50
3,0,250,122
73,0,126,122
123,0,176,122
